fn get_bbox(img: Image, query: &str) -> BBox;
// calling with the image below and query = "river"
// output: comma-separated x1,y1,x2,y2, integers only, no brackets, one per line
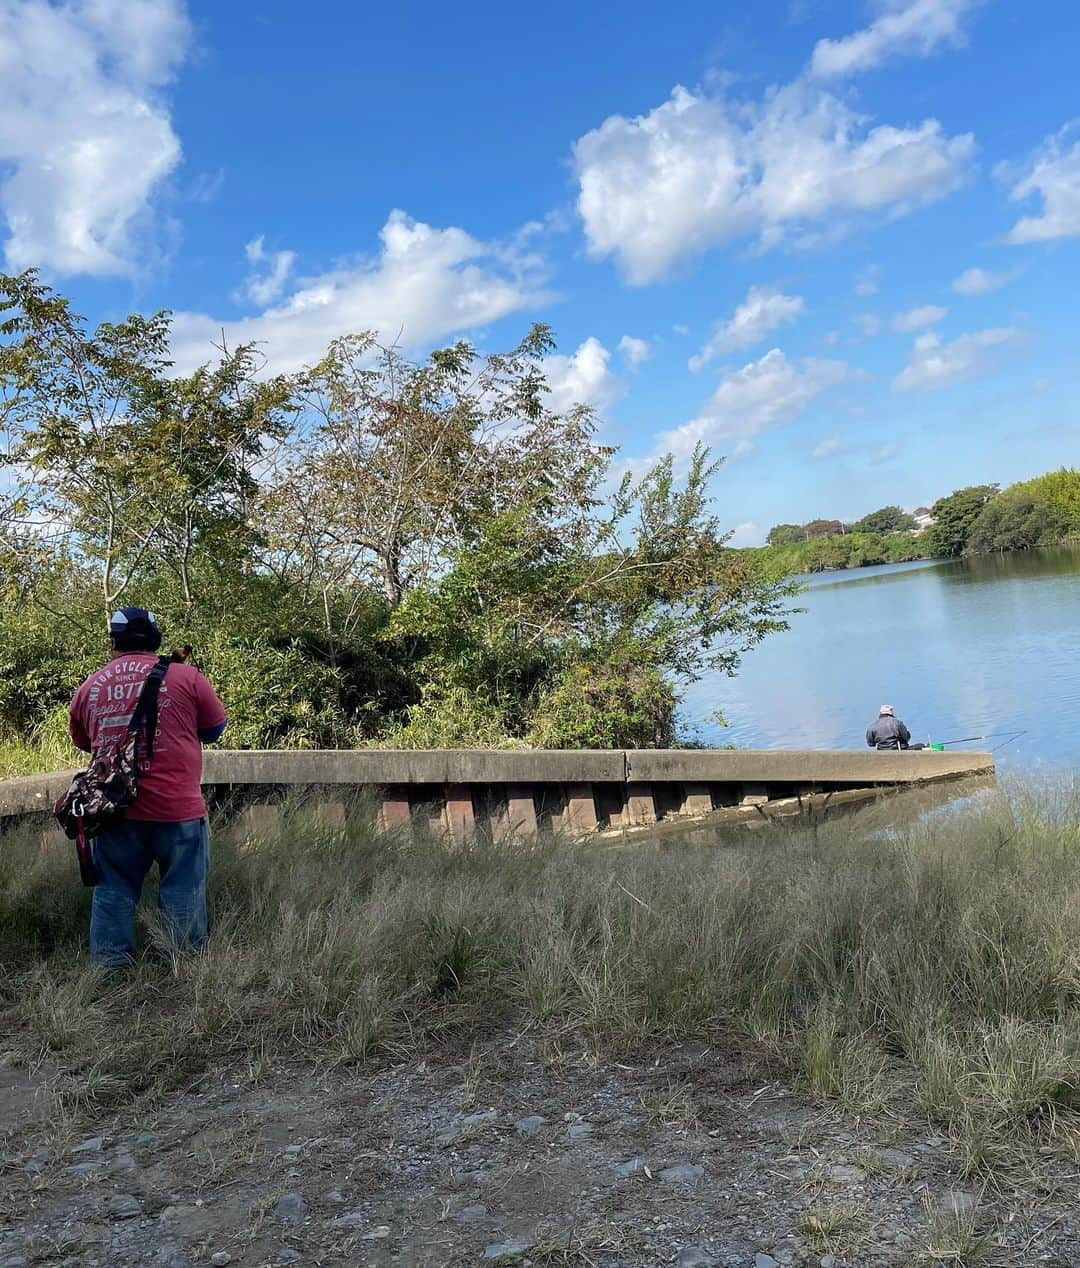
688,546,1080,766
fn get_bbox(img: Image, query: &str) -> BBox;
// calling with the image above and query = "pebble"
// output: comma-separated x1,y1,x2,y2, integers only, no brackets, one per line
275,1192,307,1226
109,1152,136,1172
159,1204,198,1224
330,1211,366,1230
615,1156,647,1176
362,1226,391,1240
277,1254,301,1264
22,1148,51,1175
324,1189,345,1204
210,1254,231,1267
568,1122,594,1140
676,1247,716,1267
514,1115,547,1136
875,1148,917,1169
107,1194,142,1220
658,1163,704,1184
67,1161,105,1175
755,1256,779,1268
435,1128,460,1147
456,1203,488,1224
462,1109,499,1126
71,1136,104,1154
482,1241,531,1261
827,1164,866,1184
819,1257,837,1268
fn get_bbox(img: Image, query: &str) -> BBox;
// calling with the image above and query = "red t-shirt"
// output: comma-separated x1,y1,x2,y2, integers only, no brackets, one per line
69,654,227,822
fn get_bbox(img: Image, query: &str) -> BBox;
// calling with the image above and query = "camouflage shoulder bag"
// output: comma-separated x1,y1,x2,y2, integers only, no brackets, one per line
53,657,172,886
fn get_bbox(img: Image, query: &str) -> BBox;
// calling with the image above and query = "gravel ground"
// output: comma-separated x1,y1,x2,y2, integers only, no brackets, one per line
2,1036,1077,1267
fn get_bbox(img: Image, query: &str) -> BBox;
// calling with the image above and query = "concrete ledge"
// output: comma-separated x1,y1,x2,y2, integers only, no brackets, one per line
201,748,627,786
0,771,74,817
625,748,994,785
0,747,994,822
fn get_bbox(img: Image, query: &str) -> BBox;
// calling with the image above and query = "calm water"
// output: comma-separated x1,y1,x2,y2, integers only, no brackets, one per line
689,547,1080,766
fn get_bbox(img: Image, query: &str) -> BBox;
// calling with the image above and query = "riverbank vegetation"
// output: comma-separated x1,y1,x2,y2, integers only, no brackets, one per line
757,468,1080,574
3,778,1080,1178
0,272,791,763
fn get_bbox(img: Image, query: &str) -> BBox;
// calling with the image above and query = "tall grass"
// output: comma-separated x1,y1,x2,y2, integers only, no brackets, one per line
3,777,1080,1172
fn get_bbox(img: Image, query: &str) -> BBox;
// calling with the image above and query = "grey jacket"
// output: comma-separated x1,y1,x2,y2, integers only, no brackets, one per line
866,715,911,750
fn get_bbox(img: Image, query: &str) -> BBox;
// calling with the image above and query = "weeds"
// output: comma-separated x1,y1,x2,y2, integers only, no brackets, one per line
797,1202,865,1255
4,780,1080,1176
640,1080,700,1129
919,1191,992,1264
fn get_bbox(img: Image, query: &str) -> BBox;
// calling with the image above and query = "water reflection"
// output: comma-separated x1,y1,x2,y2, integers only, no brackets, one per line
688,547,1080,765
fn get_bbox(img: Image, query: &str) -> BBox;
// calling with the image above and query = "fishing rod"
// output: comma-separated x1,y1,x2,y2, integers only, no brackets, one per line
932,729,1028,752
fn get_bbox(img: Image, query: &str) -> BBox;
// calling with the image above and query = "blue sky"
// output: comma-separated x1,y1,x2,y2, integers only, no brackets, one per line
2,0,1079,542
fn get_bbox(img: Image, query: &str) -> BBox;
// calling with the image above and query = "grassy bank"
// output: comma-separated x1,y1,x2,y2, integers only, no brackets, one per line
751,530,930,575
3,779,1080,1176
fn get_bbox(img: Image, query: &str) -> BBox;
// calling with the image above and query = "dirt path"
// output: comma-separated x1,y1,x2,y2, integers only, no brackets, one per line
1,1038,1077,1268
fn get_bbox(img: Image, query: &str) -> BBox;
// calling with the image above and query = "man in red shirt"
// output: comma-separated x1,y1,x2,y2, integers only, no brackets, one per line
69,607,227,966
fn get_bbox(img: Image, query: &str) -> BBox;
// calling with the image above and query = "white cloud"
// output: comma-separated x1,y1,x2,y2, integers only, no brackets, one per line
573,80,973,284
543,337,624,413
810,0,976,78
239,236,297,306
617,334,651,367
855,263,880,295
854,313,883,337
727,520,764,547
812,433,842,459
654,347,857,461
0,0,191,276
892,304,947,332
169,210,552,374
1003,127,1080,244
952,266,1014,295
689,285,806,371
893,326,1025,392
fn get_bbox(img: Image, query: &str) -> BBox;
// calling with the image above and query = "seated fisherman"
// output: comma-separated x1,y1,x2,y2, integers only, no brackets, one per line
866,704,920,751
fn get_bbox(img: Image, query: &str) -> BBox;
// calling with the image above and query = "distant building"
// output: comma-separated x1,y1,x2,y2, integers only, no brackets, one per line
913,506,936,529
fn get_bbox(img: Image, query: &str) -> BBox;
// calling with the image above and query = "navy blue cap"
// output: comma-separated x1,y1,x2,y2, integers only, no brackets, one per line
109,607,162,649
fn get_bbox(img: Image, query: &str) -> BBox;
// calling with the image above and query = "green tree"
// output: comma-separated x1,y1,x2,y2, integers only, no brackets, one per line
767,523,805,546
852,505,917,535
0,271,797,754
1010,468,1080,537
804,518,846,539
387,447,795,747
966,490,1062,554
925,484,999,557
0,271,291,622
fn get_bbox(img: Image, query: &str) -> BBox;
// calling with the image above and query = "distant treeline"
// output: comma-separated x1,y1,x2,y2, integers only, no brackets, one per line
753,468,1080,574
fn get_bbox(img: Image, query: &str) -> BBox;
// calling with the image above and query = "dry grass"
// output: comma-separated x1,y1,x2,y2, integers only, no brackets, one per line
4,776,1080,1180
797,1202,865,1256
918,1191,993,1265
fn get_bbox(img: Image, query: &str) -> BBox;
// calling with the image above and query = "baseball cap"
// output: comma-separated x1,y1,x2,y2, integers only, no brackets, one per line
109,607,162,649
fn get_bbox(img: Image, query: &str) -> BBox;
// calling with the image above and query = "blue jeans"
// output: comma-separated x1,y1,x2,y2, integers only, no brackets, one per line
90,818,209,966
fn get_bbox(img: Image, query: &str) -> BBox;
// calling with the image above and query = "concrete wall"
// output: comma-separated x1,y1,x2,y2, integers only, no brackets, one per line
0,748,993,840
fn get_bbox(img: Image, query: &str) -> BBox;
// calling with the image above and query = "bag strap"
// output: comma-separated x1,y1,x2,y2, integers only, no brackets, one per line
127,656,171,763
